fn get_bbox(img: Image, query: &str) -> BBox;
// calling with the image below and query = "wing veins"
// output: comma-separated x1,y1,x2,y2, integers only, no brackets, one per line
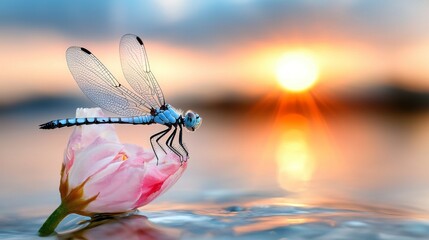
67,47,153,116
119,34,166,108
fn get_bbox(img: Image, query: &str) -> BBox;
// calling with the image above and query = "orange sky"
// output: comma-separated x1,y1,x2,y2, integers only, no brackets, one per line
2,30,429,105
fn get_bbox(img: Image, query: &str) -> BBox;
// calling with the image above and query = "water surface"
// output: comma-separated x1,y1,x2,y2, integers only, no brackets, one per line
1,107,429,238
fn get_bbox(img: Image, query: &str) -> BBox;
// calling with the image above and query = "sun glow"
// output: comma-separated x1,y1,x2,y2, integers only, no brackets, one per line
276,50,320,92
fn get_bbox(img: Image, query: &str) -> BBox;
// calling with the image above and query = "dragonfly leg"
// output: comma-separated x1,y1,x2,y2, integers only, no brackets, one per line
178,124,189,161
150,126,171,165
155,127,171,154
166,125,184,163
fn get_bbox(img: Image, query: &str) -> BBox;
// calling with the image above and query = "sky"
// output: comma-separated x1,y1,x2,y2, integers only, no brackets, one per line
1,0,429,104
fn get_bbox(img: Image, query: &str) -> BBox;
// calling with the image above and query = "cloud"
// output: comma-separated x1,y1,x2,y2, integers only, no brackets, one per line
1,0,428,50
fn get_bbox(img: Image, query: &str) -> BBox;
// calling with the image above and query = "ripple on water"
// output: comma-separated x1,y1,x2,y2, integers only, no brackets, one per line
142,203,429,240
1,201,429,239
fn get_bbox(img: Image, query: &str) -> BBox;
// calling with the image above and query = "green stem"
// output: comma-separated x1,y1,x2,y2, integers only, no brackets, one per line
38,203,69,236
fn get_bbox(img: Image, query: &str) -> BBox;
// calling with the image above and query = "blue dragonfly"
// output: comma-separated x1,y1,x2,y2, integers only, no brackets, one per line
40,34,202,164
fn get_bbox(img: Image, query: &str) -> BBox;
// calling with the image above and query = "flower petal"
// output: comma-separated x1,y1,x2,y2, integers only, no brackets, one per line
83,160,147,213
63,108,120,175
82,144,155,211
67,139,123,190
133,152,187,208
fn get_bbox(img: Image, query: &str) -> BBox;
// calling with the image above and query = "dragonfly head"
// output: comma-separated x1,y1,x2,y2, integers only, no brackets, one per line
183,110,202,132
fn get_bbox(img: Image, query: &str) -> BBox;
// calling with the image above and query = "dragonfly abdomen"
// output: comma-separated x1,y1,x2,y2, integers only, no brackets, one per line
39,116,154,129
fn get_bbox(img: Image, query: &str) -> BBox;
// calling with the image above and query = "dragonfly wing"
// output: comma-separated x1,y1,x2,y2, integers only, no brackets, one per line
66,47,153,116
120,34,165,108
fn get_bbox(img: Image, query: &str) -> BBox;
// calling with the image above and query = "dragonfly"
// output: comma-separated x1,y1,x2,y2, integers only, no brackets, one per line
39,34,202,164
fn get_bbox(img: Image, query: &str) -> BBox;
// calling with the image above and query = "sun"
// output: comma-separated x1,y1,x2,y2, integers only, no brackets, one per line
276,50,320,92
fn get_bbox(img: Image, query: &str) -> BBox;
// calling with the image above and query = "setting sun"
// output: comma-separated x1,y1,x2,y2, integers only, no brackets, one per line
276,50,319,92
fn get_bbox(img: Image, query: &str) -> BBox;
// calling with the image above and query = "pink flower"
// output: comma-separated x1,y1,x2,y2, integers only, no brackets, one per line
39,108,187,236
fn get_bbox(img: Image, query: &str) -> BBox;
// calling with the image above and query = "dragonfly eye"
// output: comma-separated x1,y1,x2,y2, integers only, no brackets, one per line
185,111,195,119
194,117,202,130
184,110,202,131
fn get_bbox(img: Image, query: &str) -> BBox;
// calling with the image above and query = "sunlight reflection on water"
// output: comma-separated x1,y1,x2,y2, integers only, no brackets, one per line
276,114,315,192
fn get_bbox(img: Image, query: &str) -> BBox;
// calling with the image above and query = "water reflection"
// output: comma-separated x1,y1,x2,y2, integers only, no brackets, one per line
57,214,178,240
234,215,329,235
276,114,315,192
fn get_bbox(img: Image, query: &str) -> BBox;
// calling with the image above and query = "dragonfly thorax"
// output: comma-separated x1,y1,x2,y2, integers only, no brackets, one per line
152,104,182,125
183,110,202,132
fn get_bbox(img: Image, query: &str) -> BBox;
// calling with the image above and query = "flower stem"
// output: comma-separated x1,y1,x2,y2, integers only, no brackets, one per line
38,203,69,236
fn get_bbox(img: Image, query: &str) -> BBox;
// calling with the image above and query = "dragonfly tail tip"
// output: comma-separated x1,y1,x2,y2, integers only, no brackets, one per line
39,122,55,130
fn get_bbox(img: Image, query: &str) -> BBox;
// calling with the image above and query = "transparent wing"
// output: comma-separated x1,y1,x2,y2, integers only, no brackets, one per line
66,46,153,116
120,34,165,109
